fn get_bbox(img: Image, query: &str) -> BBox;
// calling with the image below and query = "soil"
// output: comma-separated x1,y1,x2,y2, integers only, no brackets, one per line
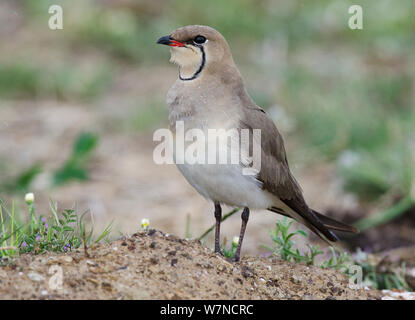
0,229,382,300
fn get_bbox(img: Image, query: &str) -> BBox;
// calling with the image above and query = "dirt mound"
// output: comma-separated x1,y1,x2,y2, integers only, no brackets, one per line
0,230,381,300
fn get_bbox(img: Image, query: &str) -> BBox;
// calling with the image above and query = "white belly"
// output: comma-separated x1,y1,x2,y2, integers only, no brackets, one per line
176,162,276,209
170,107,276,209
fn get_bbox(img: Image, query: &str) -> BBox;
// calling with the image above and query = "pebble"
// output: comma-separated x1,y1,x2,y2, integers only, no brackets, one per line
29,262,40,270
28,272,45,282
46,257,59,265
290,275,302,284
217,265,227,272
61,256,73,264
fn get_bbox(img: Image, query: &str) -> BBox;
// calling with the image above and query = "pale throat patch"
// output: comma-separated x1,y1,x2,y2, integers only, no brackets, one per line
169,46,203,79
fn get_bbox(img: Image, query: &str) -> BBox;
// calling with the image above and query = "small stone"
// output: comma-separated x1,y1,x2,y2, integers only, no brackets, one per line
102,282,112,291
0,269,7,278
28,272,45,282
29,262,40,270
181,253,192,260
86,260,96,266
46,257,59,265
217,265,227,272
41,290,48,296
242,266,254,278
61,256,73,264
290,275,302,284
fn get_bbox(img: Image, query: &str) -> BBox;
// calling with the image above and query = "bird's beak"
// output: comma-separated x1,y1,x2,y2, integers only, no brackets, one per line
157,35,184,47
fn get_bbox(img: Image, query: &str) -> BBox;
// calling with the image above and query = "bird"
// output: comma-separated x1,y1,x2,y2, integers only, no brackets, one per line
157,25,358,262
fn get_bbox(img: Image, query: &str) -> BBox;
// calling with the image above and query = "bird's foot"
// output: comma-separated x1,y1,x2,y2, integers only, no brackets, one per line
214,248,224,257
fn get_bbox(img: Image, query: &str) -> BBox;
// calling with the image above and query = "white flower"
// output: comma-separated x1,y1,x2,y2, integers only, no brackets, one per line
25,193,34,205
232,236,239,246
141,218,150,231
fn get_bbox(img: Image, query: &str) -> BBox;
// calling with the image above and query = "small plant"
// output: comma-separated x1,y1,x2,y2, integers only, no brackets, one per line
352,249,411,291
265,217,412,291
0,194,112,259
264,217,324,265
222,236,239,259
141,218,150,231
320,246,352,271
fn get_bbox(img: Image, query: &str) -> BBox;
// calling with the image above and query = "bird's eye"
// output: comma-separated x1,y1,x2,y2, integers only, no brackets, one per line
193,35,206,44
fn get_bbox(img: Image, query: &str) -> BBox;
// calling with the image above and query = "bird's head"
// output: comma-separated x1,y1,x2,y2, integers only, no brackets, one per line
157,25,234,81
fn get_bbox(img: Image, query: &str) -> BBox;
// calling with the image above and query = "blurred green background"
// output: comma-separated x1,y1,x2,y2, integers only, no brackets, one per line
0,0,414,255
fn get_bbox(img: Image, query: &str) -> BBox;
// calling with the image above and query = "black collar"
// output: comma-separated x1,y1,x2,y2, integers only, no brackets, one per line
179,47,206,81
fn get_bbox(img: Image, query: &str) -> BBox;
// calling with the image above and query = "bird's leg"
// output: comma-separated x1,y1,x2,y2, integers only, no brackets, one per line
233,207,250,262
214,202,222,255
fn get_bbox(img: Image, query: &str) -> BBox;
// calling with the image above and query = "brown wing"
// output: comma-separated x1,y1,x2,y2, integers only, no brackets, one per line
240,105,339,242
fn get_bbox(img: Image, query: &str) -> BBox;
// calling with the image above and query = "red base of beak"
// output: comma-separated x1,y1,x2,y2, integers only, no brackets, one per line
169,40,185,47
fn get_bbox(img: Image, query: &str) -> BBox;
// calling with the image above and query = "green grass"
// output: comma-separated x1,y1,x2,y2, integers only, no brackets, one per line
265,217,412,291
264,217,324,265
353,248,411,291
0,196,112,259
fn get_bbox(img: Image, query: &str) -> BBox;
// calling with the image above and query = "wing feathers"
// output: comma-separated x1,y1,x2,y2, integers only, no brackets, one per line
311,210,359,234
240,103,357,243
